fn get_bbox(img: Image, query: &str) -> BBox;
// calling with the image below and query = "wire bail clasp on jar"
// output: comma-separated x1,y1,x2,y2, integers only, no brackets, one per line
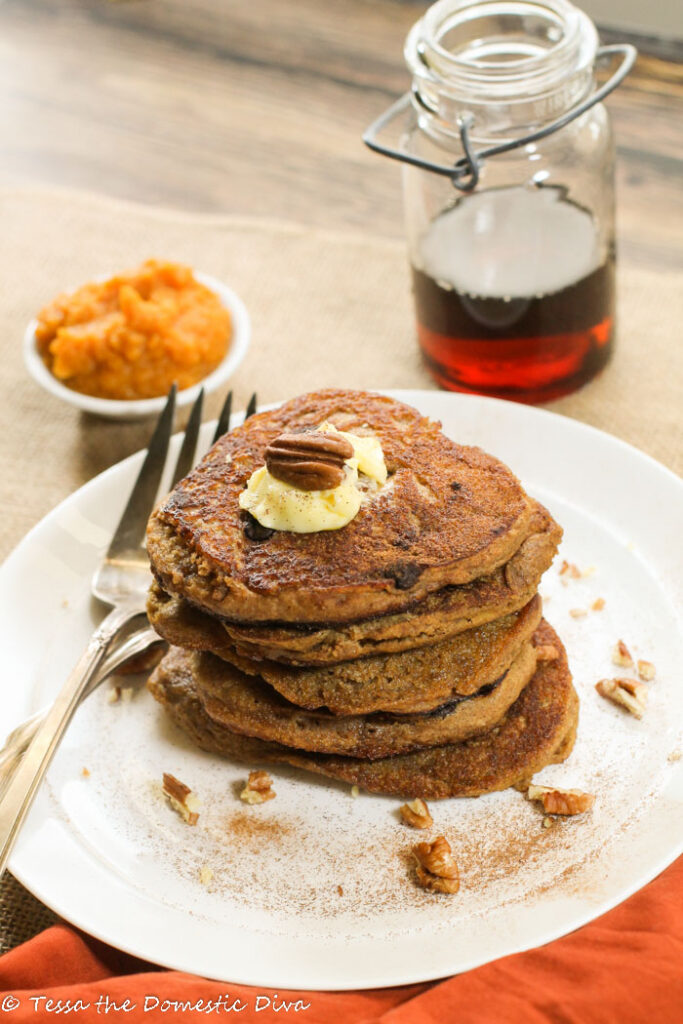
363,44,636,192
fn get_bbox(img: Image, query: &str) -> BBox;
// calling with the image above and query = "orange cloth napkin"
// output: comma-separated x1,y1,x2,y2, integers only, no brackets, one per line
1,856,681,1024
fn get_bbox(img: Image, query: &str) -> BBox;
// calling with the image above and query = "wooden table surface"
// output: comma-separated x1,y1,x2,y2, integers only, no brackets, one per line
0,0,681,272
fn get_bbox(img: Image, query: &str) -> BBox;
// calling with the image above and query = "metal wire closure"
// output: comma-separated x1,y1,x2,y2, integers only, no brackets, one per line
363,44,636,192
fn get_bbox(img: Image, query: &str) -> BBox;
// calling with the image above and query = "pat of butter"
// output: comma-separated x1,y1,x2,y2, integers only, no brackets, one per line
239,427,387,533
319,423,387,486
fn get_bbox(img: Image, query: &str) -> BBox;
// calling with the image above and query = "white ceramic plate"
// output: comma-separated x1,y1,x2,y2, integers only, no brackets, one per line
23,271,251,420
2,391,682,990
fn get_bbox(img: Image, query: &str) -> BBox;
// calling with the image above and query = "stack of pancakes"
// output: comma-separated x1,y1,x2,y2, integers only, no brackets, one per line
147,390,577,799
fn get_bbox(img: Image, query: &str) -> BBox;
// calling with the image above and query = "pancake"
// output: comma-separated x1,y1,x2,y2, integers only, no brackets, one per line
147,503,559,667
177,595,541,718
147,620,577,799
191,641,537,758
146,389,539,624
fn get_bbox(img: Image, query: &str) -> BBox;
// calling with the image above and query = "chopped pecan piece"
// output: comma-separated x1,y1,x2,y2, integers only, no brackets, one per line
415,865,460,894
413,835,460,893
569,608,587,619
162,773,200,825
591,597,606,611
596,677,647,718
265,430,353,491
559,560,581,582
199,865,214,886
612,640,634,669
527,784,595,815
400,798,433,829
637,659,656,682
240,769,276,805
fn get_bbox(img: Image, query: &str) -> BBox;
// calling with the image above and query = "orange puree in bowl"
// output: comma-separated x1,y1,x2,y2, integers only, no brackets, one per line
35,259,232,400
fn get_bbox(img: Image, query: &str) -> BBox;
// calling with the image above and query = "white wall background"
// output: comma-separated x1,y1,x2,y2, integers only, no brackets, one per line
581,0,682,40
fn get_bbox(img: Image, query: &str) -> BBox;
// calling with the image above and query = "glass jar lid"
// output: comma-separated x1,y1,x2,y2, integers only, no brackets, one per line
405,0,599,136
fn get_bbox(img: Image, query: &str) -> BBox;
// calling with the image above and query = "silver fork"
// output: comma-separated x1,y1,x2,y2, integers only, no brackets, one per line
0,386,255,875
0,388,257,785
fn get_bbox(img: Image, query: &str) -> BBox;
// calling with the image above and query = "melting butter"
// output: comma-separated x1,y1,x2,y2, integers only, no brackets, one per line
239,426,387,533
318,422,387,486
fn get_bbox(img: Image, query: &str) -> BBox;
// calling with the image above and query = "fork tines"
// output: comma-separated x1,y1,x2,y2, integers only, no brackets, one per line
107,387,257,563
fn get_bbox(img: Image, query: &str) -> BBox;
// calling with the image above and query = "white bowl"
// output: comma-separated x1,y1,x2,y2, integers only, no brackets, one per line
23,271,251,420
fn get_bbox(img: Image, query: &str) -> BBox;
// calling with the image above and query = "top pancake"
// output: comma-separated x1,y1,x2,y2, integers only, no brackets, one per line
147,389,536,624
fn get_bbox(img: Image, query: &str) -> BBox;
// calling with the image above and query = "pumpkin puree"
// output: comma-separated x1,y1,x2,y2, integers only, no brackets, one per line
35,259,232,400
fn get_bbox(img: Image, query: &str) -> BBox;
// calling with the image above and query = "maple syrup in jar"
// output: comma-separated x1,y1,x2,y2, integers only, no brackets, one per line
412,186,615,402
400,0,620,402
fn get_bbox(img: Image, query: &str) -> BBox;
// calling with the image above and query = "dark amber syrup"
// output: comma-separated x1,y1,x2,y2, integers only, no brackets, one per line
412,186,616,404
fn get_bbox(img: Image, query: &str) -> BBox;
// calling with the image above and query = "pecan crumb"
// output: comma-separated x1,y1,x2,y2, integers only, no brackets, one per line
596,677,647,719
107,686,121,704
413,836,460,894
591,597,606,611
120,686,134,703
559,560,581,582
528,784,595,816
668,750,682,763
612,640,634,669
162,773,200,825
199,865,213,886
337,885,344,896
542,816,553,829
81,767,90,778
535,644,559,662
400,798,433,829
350,785,360,798
569,608,587,619
637,659,656,682
240,769,276,805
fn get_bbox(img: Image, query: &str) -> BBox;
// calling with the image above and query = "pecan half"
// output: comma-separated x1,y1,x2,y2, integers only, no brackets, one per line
400,798,433,829
527,784,595,815
596,677,647,718
265,431,354,491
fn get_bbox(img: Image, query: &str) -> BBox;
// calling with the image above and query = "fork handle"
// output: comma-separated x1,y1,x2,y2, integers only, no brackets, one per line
0,603,141,877
0,623,160,786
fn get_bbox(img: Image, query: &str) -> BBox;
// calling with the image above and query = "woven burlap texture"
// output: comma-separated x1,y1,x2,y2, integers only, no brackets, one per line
0,187,680,951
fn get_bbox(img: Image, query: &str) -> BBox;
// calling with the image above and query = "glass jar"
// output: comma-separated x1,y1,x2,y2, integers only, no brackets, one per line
367,0,634,403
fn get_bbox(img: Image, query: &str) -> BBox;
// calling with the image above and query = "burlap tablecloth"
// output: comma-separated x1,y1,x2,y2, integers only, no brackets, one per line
0,187,681,951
